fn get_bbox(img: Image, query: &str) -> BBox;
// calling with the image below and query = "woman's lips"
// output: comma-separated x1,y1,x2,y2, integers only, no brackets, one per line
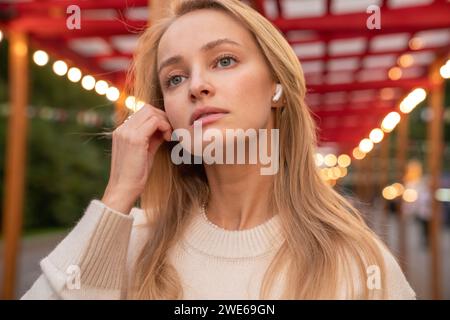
190,112,228,127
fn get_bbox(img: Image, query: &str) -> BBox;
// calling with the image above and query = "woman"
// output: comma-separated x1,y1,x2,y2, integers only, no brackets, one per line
22,0,416,300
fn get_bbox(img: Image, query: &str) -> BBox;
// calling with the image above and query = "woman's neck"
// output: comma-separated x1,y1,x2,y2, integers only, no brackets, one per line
203,163,275,230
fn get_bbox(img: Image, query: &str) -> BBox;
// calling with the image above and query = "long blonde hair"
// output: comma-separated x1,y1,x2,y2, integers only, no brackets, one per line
128,0,387,299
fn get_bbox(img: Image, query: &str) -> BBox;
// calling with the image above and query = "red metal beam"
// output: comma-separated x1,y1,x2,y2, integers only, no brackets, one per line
288,30,419,46
7,17,147,37
318,113,382,128
319,124,379,143
273,3,450,33
301,45,450,63
0,0,147,13
306,66,427,80
5,2,449,39
307,77,431,93
319,132,380,144
312,104,395,118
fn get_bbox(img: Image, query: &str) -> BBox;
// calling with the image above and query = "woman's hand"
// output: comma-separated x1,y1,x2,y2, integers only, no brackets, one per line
101,104,173,215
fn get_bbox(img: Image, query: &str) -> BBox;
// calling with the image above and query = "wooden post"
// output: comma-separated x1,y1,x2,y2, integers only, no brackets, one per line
354,157,364,202
396,112,409,274
366,147,375,204
1,31,29,299
427,56,445,300
362,150,374,227
379,135,390,242
370,143,382,231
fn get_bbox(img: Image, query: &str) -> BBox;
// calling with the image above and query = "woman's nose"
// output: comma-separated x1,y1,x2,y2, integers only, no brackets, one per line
189,71,215,102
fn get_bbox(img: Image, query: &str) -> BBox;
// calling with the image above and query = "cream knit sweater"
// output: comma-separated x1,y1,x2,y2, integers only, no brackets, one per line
21,199,416,300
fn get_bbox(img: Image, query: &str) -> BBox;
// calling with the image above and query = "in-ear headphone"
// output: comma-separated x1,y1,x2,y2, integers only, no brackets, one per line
272,83,283,103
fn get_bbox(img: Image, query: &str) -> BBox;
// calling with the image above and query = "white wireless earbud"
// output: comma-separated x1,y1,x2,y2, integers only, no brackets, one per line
272,84,283,103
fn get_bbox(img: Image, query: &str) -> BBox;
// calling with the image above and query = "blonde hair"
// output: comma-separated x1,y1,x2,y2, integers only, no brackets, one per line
127,0,388,299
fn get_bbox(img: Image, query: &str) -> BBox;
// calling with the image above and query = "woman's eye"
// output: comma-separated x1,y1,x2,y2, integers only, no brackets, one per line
166,75,184,87
216,56,237,68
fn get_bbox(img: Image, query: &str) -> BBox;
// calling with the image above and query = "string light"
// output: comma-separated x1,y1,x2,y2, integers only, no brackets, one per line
125,96,136,109
382,186,397,200
33,50,49,66
392,183,405,196
124,96,145,112
381,182,418,202
135,100,145,111
398,54,414,68
399,88,426,113
381,111,401,132
315,153,324,167
81,75,96,90
440,60,450,79
52,60,68,76
337,154,351,168
95,80,108,95
402,189,418,202
388,67,402,80
359,138,374,153
435,188,450,202
408,38,423,50
369,128,384,143
106,86,120,102
331,167,341,179
319,168,328,180
352,147,366,160
0,103,115,127
324,154,337,167
67,67,82,83
338,167,347,178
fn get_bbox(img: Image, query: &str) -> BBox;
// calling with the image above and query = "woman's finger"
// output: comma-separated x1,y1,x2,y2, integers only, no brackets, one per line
137,115,173,143
123,104,169,128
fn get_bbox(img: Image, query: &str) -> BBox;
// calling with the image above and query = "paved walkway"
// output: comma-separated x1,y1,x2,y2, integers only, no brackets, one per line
372,212,450,299
358,197,450,299
0,231,66,299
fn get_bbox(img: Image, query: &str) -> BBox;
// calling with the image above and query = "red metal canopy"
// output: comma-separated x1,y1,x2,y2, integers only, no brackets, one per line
1,0,449,153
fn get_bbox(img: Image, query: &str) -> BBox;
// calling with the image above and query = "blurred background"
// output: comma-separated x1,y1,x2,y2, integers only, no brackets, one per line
0,0,449,300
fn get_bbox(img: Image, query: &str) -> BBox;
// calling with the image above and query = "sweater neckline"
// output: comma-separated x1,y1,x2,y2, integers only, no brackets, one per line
182,208,284,259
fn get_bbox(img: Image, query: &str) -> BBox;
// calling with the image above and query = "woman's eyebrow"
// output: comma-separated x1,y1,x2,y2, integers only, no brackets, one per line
158,38,241,75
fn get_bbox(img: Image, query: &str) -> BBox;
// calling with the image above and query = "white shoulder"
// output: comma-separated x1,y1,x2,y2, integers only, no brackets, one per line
337,237,417,300
375,239,417,300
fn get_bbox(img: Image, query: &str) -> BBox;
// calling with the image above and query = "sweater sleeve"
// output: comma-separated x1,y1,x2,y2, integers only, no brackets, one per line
21,199,134,300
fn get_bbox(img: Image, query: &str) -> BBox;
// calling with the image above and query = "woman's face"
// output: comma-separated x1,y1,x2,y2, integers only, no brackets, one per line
157,9,278,141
